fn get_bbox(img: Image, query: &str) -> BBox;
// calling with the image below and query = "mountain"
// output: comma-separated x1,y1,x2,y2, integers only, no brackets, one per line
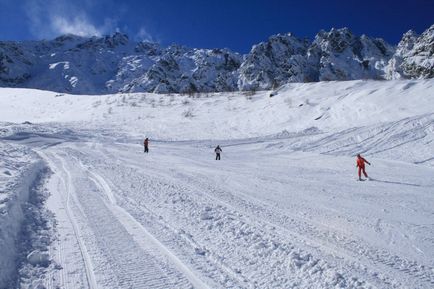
109,45,242,94
308,28,394,81
0,25,433,94
237,33,310,90
386,25,434,79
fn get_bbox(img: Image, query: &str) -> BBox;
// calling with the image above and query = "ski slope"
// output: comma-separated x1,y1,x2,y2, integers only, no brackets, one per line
0,79,434,288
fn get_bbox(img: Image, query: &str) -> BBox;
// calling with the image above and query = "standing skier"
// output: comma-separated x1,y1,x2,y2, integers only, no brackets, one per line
214,145,222,160
356,154,371,181
144,138,149,153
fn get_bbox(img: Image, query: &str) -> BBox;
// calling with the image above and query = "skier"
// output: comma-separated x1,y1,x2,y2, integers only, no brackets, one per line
144,137,149,153
214,145,222,160
356,154,371,181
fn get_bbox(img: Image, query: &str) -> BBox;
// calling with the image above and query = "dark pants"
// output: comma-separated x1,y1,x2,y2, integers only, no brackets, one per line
358,166,367,178
216,153,220,160
144,146,149,153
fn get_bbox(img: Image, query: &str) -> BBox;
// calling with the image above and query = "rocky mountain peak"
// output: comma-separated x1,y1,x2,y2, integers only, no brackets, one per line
417,24,434,53
396,30,419,56
238,32,309,90
394,24,434,79
75,32,129,50
134,41,162,55
105,32,129,47
0,24,433,94
314,27,355,53
53,34,86,44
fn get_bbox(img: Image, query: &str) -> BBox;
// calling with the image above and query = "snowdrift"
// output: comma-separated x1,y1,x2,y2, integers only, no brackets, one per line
0,143,45,287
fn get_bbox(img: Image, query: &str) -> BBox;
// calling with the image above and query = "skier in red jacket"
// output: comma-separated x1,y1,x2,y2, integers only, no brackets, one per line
356,154,371,181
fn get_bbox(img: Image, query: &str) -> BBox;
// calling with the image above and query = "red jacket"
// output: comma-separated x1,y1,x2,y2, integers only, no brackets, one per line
356,156,370,168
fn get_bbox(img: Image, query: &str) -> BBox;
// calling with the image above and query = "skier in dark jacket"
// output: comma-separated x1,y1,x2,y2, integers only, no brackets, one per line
144,138,149,153
356,154,371,180
215,145,222,160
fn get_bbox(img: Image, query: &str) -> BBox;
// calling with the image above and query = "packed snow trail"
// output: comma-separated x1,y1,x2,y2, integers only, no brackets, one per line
37,149,206,289
17,135,432,289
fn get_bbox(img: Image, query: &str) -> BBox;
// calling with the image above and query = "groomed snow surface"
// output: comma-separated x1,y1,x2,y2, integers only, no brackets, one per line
0,79,433,288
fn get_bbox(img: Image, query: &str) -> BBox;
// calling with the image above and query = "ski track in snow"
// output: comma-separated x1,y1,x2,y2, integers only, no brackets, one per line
11,136,430,289
39,150,199,289
41,151,98,289
78,158,211,289
95,142,434,288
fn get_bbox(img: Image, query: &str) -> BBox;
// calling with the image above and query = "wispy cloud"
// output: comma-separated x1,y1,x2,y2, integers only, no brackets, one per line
51,15,102,37
23,0,157,41
135,27,155,42
24,0,117,38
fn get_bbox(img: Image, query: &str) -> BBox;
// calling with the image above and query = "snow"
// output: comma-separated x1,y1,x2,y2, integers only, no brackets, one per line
48,62,70,70
0,141,45,287
0,78,433,288
0,78,433,142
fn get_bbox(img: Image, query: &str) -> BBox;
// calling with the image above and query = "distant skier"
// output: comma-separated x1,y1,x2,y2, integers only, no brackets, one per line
214,145,222,160
356,154,371,181
144,138,149,153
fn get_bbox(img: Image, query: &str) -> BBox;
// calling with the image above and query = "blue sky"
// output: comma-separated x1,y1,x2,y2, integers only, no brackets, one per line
1,0,433,53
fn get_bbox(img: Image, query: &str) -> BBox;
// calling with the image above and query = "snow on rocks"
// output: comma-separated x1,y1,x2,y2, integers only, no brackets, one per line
387,24,434,79
1,24,434,94
238,33,309,90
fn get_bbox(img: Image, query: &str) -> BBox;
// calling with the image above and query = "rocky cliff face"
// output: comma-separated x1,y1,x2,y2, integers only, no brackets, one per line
308,28,394,81
118,46,242,94
387,24,434,79
0,42,34,85
0,25,433,94
238,33,309,90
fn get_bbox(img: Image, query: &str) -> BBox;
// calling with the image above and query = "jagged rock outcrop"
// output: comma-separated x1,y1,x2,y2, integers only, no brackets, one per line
0,25,433,94
117,46,242,93
0,32,242,94
308,28,394,81
0,42,33,85
238,33,309,90
387,24,434,79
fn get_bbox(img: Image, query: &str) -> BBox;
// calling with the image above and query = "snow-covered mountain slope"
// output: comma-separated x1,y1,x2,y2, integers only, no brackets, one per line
1,78,433,142
0,33,243,95
1,25,433,94
0,79,433,288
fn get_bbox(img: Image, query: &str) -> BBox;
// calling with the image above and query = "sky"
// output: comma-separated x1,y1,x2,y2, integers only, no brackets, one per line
0,0,433,53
